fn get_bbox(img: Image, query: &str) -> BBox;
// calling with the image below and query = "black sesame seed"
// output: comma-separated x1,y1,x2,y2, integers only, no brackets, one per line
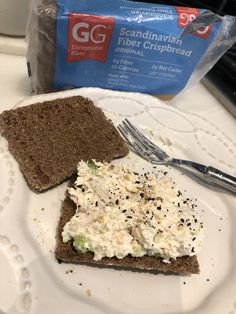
194,219,198,223
115,199,119,205
181,218,185,223
140,193,144,198
192,237,196,241
126,195,129,199
135,181,140,184
177,203,180,207
157,206,162,210
82,188,85,192
95,201,98,207
127,216,132,219
191,247,195,253
187,223,191,226
122,209,127,213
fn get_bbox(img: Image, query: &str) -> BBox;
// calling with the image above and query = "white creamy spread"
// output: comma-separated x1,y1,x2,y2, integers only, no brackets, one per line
62,161,204,262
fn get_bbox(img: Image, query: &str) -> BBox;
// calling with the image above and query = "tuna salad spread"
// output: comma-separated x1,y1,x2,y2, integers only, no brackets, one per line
62,161,204,263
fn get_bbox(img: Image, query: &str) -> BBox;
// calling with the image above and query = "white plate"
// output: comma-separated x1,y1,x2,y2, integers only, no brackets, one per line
0,88,236,314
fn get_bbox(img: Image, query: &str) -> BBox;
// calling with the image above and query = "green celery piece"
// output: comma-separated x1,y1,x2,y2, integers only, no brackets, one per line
88,163,98,175
73,234,89,253
154,253,162,258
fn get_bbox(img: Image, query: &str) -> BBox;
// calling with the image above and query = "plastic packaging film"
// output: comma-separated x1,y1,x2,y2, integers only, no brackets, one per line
26,0,236,99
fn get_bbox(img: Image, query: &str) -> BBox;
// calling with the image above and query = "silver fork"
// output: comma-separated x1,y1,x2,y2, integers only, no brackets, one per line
118,119,236,193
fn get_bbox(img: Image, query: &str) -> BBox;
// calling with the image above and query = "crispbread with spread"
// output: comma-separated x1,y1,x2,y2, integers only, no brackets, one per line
55,196,199,274
55,161,202,274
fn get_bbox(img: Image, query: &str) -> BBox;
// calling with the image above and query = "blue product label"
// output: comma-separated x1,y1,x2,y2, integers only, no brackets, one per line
54,0,221,95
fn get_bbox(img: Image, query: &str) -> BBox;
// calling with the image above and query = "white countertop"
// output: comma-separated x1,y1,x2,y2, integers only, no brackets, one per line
0,35,26,56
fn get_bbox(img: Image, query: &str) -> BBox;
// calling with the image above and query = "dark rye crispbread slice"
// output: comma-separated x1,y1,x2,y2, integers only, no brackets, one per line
55,196,200,274
0,96,128,191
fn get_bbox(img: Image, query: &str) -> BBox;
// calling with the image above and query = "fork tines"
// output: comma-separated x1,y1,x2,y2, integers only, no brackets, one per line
117,119,168,162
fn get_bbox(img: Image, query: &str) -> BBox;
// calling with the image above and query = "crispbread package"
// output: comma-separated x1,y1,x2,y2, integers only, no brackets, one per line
55,195,200,274
26,0,236,97
0,96,128,191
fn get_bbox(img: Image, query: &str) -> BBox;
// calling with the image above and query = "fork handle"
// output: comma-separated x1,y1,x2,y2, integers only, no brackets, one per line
171,159,236,193
204,166,236,193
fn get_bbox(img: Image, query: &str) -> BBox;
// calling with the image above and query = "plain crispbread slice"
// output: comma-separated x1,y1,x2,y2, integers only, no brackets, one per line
0,96,128,191
55,195,200,274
